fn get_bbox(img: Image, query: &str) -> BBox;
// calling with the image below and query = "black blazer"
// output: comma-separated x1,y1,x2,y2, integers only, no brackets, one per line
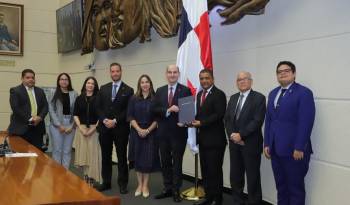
8,84,48,136
96,82,134,136
195,86,227,148
224,90,266,154
153,83,191,138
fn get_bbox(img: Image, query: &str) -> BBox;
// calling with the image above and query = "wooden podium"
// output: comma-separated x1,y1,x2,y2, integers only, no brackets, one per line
0,132,119,205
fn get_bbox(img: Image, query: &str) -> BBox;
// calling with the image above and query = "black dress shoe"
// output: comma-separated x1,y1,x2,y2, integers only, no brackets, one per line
154,190,173,199
95,183,111,192
173,190,182,203
211,198,223,205
119,185,128,194
194,198,213,205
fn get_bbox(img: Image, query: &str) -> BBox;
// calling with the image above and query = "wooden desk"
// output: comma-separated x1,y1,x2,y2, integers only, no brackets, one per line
0,134,120,205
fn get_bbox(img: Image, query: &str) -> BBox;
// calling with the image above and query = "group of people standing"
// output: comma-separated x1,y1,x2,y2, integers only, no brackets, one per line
8,60,315,205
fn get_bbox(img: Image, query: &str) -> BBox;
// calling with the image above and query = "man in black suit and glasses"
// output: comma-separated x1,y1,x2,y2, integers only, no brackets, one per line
8,69,48,150
225,71,266,205
96,62,134,193
191,69,227,205
153,64,192,202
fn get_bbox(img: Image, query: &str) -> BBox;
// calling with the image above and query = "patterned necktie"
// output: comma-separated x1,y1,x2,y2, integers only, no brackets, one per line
200,90,207,106
112,84,118,101
168,86,174,106
27,88,37,116
276,88,287,108
235,94,244,120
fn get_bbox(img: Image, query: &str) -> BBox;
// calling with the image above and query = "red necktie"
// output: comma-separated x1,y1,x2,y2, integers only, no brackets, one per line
168,86,174,106
200,90,207,106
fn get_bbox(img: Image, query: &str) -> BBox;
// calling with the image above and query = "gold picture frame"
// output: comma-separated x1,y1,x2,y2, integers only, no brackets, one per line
0,2,23,56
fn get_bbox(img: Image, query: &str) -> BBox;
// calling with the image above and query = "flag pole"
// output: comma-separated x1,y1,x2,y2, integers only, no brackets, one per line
181,153,205,200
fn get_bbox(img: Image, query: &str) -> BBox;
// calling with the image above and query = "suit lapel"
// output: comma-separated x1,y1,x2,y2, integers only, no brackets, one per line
238,90,253,118
105,83,112,102
113,82,125,102
231,93,239,116
21,84,31,106
196,90,203,113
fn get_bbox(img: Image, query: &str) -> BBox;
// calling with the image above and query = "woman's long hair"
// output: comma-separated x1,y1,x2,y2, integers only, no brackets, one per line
135,74,155,98
80,76,99,97
51,73,73,104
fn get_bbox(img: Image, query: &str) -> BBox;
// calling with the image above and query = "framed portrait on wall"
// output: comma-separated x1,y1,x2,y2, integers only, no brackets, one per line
0,2,23,56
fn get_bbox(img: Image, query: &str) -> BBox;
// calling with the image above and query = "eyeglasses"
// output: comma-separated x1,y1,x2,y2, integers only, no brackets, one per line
277,68,292,74
237,77,251,82
59,78,69,81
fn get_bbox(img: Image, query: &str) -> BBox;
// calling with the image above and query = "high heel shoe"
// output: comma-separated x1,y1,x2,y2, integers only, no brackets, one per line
142,191,150,198
135,190,142,197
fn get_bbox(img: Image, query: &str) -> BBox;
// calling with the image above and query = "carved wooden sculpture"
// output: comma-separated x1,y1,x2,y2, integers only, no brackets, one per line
81,0,269,54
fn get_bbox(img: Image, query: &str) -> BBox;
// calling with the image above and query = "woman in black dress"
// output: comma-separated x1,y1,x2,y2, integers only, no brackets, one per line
127,74,160,198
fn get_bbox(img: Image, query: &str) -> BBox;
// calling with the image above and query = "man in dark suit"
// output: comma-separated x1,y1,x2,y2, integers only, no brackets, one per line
224,71,266,205
153,64,192,202
96,62,134,193
264,61,315,205
8,69,48,149
191,69,227,205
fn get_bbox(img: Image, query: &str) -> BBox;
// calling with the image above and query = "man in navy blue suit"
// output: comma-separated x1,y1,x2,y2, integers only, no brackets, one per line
264,61,315,205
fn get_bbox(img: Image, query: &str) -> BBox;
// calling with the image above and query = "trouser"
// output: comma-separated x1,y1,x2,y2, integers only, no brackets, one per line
159,135,187,191
271,154,310,205
99,130,129,187
229,142,262,205
50,116,75,169
199,146,225,201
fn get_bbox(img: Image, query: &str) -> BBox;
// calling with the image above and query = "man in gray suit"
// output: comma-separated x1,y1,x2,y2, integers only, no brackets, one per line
8,69,48,149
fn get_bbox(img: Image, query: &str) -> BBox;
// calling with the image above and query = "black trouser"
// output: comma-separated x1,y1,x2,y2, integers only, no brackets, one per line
229,142,262,205
159,135,187,191
199,145,225,201
21,126,43,150
99,130,129,187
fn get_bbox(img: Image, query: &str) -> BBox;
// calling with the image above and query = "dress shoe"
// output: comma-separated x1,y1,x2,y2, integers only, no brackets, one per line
95,183,111,192
193,198,213,205
120,185,128,194
211,198,223,205
154,190,173,199
173,190,182,202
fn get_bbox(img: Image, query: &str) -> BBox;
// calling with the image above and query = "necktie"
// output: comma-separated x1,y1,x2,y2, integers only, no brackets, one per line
27,88,37,116
235,94,244,120
276,88,287,108
112,84,118,101
168,86,174,106
200,90,207,106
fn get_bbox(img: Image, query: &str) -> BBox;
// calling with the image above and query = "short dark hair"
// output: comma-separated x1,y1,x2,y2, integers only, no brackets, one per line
21,69,35,78
276,61,296,73
110,62,122,70
199,69,214,78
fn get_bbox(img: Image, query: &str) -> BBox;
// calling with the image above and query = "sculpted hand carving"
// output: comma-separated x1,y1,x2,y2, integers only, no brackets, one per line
81,0,269,54
208,0,270,25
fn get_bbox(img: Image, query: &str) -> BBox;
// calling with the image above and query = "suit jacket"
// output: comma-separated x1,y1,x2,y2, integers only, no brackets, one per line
96,81,134,136
225,90,266,154
196,86,227,148
48,90,78,128
264,82,315,156
153,83,191,138
8,84,48,135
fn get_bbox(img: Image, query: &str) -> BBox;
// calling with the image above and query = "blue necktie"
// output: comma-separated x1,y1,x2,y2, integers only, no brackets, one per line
276,88,287,108
112,84,118,101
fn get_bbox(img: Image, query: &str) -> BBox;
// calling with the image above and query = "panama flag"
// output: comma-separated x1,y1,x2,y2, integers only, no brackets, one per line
176,0,213,154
